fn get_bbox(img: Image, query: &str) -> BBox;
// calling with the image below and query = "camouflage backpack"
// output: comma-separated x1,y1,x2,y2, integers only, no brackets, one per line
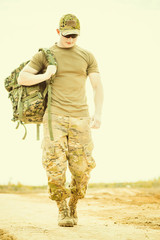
4,48,57,140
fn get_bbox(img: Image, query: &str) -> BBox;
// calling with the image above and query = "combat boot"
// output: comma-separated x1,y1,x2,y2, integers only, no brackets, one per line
69,196,78,225
56,199,74,227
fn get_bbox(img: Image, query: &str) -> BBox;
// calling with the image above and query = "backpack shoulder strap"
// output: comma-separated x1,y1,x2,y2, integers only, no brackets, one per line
39,48,57,66
38,48,57,141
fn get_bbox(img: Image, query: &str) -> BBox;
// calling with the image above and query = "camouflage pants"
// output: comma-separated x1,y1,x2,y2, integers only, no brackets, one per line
41,112,96,201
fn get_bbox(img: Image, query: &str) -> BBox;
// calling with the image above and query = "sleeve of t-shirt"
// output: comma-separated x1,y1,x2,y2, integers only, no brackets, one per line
86,51,99,75
28,51,47,72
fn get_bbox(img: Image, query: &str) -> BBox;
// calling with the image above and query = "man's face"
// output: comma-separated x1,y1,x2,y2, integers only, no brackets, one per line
59,33,78,48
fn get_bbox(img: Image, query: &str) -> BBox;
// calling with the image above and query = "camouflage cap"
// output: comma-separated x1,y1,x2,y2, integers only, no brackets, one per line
59,14,80,36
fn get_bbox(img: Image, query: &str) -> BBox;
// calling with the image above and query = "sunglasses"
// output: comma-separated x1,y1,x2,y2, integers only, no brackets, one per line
62,34,78,39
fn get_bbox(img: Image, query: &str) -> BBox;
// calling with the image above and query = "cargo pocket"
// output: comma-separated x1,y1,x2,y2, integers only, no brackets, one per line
83,142,96,170
41,138,55,169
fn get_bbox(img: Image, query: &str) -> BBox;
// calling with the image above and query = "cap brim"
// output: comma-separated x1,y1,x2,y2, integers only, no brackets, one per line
61,29,80,36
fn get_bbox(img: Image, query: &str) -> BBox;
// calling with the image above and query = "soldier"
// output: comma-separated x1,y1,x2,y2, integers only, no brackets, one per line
18,13,104,227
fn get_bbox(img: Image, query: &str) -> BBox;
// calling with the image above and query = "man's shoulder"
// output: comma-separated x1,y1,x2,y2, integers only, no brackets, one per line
75,45,96,63
75,45,92,55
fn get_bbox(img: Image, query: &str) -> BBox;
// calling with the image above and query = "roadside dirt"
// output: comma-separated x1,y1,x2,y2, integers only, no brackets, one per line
0,188,160,240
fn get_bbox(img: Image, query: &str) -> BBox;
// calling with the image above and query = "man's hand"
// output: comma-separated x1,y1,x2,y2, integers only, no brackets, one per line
90,114,101,129
44,65,57,79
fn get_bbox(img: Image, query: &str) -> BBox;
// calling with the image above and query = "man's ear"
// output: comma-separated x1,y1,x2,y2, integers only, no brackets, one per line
56,29,60,35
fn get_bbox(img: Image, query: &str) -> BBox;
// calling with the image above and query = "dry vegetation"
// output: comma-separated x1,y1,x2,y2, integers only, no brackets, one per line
0,177,160,194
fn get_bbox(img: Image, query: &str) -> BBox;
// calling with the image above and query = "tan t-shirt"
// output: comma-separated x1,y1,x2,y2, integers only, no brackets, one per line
28,43,99,117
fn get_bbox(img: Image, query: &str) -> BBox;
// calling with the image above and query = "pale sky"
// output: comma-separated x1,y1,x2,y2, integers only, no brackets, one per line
0,0,160,185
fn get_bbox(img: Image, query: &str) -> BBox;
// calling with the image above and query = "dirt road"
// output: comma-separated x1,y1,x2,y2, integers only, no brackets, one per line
0,188,160,240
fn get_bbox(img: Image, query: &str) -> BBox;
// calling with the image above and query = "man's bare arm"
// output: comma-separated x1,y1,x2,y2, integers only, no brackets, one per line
88,72,104,129
17,63,56,86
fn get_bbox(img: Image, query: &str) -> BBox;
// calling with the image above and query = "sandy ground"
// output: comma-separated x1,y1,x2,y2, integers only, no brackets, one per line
0,188,160,240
